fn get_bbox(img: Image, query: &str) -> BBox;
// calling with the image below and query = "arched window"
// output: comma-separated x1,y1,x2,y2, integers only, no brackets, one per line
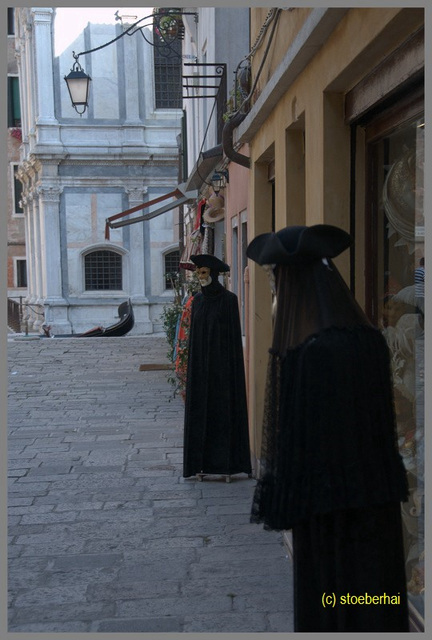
84,249,122,291
164,249,180,290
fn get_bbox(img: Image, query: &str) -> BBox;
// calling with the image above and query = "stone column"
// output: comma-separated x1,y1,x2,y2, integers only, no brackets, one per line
21,193,35,304
30,194,47,330
37,184,71,333
32,195,44,304
20,193,36,331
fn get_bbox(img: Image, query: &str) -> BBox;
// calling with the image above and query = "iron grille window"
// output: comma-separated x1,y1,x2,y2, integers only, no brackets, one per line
84,250,122,291
164,249,180,289
154,38,182,108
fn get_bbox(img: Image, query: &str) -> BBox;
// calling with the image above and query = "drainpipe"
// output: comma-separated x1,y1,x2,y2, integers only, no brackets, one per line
222,111,250,169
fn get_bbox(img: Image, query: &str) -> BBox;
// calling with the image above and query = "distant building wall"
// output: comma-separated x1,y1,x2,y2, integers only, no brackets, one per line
15,8,182,334
7,10,27,303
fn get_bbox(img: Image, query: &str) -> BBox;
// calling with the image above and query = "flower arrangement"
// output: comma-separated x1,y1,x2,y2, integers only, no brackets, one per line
10,127,22,142
153,8,184,42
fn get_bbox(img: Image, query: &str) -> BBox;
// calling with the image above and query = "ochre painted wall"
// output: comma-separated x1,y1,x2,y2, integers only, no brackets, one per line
245,7,424,462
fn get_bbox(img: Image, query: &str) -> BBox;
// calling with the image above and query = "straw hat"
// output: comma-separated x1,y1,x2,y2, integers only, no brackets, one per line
203,192,225,223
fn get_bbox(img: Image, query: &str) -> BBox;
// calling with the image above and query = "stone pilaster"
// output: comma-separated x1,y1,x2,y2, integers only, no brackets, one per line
36,184,71,333
124,35,141,124
31,8,62,149
31,8,56,124
31,195,44,306
21,193,35,306
37,184,62,300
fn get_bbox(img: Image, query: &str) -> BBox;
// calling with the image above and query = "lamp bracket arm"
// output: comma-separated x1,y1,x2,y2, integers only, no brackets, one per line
73,15,150,61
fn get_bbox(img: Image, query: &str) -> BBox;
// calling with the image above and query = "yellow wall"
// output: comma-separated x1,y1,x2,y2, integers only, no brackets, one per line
246,7,424,462
251,8,312,96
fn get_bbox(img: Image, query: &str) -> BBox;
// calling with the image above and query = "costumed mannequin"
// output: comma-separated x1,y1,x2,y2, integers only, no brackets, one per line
247,224,409,632
183,254,252,481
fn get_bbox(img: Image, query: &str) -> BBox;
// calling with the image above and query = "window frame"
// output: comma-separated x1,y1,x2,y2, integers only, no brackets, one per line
364,88,424,324
82,247,125,293
8,76,21,128
11,164,24,216
363,94,424,630
8,8,15,36
14,258,27,289
163,247,180,291
153,36,182,110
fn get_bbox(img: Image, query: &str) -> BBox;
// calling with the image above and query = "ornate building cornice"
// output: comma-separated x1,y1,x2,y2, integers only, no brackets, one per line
58,156,179,166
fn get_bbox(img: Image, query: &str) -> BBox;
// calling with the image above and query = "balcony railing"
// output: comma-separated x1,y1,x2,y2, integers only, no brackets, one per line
7,297,45,334
7,297,22,333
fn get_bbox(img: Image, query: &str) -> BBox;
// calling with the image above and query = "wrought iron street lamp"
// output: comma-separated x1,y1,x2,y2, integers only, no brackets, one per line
64,55,91,115
211,170,229,194
63,8,196,115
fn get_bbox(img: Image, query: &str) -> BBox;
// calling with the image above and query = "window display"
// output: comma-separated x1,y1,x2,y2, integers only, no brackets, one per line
368,115,424,625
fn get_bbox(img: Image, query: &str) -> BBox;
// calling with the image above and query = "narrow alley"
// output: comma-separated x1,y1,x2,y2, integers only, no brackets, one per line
7,335,293,633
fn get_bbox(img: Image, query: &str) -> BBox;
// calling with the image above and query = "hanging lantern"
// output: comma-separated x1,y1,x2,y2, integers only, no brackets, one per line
64,56,91,115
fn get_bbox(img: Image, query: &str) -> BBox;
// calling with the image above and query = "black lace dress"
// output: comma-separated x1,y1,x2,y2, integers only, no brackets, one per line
251,259,409,631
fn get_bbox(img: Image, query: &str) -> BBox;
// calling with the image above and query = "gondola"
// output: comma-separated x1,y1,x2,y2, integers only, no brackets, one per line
42,299,134,338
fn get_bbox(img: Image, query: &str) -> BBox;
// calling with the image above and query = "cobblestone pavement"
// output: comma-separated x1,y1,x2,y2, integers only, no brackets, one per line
7,334,294,633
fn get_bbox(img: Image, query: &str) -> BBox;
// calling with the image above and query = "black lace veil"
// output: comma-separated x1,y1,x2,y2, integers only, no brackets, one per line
271,258,371,353
250,237,408,531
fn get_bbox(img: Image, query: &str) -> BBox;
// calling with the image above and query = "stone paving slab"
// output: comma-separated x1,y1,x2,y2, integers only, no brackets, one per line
7,335,294,633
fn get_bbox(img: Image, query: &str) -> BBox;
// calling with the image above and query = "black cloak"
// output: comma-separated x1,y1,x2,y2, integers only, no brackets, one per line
183,263,251,478
247,225,409,632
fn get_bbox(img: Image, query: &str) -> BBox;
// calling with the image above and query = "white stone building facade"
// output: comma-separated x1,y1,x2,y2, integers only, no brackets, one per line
14,7,182,334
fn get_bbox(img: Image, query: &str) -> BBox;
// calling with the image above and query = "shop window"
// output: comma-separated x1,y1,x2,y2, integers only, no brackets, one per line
164,249,180,289
8,77,21,128
366,112,424,626
84,249,122,291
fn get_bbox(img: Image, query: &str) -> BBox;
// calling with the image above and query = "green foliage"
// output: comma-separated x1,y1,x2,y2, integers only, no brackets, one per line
162,303,182,359
223,86,243,122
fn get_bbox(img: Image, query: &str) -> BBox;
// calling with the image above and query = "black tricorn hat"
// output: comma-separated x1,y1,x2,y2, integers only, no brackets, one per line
191,254,230,272
246,224,352,265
